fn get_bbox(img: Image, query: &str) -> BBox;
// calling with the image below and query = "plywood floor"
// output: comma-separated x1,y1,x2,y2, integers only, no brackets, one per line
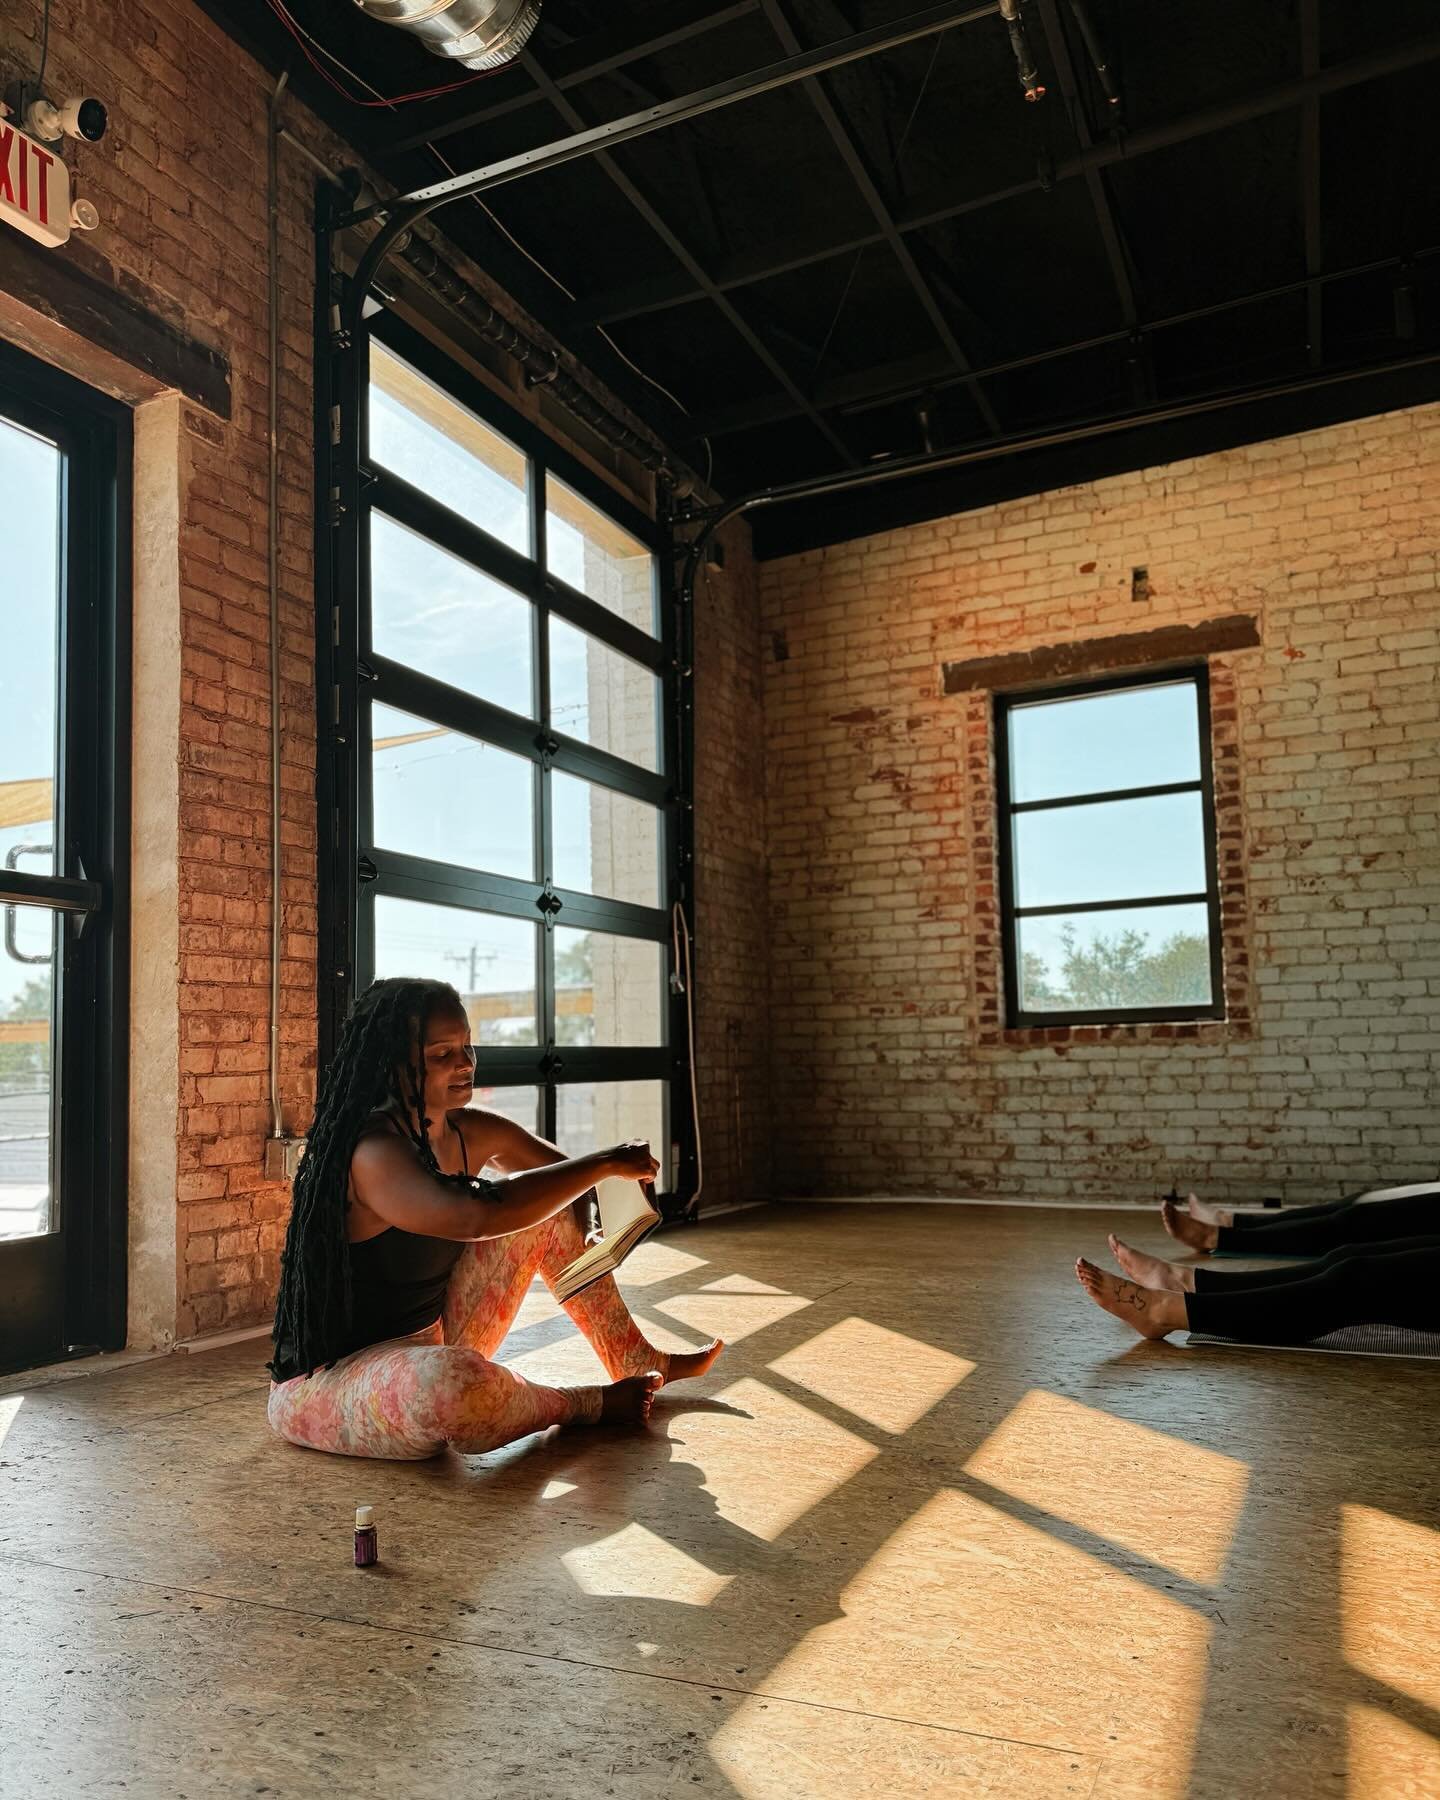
1,1202,1437,1799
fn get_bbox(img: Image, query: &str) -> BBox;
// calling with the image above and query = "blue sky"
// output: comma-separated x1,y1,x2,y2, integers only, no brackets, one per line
0,415,60,1013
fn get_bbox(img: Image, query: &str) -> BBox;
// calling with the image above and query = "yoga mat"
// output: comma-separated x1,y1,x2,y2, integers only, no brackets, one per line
1186,1324,1440,1360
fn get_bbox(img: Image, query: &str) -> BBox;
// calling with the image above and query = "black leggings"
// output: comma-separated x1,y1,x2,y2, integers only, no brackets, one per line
1185,1236,1440,1341
1215,1188,1440,1255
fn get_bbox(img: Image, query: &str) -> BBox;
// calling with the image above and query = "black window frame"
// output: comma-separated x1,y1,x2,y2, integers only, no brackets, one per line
994,665,1225,1029
0,339,131,1373
318,297,690,1191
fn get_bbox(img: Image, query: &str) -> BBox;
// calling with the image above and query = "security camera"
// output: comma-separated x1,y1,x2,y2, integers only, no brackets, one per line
25,95,108,143
61,96,108,141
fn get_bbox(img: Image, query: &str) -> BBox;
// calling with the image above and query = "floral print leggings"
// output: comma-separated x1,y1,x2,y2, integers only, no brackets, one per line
267,1206,664,1460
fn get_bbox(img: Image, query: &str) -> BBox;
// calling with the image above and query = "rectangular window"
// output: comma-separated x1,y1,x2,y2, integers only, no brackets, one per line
995,671,1223,1027
328,319,685,1198
546,475,658,635
369,341,530,555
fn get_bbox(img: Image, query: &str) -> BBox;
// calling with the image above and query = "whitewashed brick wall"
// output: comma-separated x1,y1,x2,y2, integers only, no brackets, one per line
756,404,1440,1205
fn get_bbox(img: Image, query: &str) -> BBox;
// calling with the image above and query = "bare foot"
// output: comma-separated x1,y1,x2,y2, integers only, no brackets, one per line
1109,1233,1195,1294
1075,1258,1186,1340
1161,1198,1219,1253
597,1372,663,1427
1184,1191,1233,1228
662,1339,725,1384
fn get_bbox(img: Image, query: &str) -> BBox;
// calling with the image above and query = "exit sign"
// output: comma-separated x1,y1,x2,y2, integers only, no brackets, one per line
0,119,71,248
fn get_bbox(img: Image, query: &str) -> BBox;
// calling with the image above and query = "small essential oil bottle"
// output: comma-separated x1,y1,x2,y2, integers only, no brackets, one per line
354,1504,378,1568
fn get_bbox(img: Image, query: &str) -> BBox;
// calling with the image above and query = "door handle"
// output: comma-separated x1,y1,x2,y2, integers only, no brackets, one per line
4,842,55,965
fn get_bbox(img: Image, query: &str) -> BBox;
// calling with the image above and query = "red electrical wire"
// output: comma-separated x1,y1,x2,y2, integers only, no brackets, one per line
265,0,514,107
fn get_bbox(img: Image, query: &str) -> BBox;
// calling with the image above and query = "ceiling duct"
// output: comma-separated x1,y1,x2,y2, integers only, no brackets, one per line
349,0,542,71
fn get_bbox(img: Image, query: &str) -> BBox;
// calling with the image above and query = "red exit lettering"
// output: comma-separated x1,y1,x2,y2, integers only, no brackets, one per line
0,123,56,225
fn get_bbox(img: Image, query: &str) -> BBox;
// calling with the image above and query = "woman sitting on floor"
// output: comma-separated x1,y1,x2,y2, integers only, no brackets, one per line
267,976,722,1459
1075,1187,1440,1343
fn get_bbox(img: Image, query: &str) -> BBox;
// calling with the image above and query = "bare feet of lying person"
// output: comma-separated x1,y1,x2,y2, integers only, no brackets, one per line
1161,1197,1220,1253
1183,1191,1233,1228
1108,1234,1197,1293
1076,1258,1188,1340
662,1339,725,1384
597,1372,664,1427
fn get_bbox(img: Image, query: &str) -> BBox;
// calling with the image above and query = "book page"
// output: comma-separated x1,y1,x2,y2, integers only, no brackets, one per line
553,1184,659,1303
597,1179,659,1241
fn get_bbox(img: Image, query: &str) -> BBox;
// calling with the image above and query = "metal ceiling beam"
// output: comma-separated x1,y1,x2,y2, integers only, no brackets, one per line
383,0,762,154
1300,0,1324,366
1034,0,1137,326
575,31,1440,328
681,348,1440,585
688,243,1440,438
515,50,859,466
346,2,1002,221
755,0,1002,434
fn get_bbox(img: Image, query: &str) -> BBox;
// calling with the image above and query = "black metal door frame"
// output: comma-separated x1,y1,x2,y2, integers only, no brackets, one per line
315,216,696,1208
0,339,131,1376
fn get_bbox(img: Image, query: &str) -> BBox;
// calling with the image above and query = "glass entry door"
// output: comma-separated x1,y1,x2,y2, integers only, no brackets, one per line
0,344,129,1375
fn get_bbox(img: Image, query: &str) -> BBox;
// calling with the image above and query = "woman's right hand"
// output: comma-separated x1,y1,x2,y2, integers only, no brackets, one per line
608,1139,660,1185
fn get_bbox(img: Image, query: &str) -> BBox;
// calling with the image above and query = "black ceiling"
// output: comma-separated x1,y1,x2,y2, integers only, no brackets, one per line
205,1,1440,553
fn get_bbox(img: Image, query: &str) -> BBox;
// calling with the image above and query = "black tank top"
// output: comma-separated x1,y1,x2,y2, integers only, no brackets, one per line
341,1120,469,1355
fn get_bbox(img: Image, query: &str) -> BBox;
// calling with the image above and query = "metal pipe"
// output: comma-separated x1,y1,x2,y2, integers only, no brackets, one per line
350,0,542,71
279,127,341,185
678,348,1440,603
267,72,286,1144
385,0,761,155
999,0,1046,102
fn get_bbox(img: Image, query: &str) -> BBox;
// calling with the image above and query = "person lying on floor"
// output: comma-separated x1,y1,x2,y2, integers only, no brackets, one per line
1075,1196,1440,1345
1155,1185,1440,1257
267,976,723,1460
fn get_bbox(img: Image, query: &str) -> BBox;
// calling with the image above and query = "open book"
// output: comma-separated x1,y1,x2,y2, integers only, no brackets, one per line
552,1181,661,1305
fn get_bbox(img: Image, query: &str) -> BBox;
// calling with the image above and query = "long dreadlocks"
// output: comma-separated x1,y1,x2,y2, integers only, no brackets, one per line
269,977,483,1381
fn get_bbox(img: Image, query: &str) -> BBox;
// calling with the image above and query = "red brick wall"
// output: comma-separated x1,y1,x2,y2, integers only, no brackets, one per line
1,0,764,1336
758,408,1440,1206
0,0,330,1335
693,522,774,1209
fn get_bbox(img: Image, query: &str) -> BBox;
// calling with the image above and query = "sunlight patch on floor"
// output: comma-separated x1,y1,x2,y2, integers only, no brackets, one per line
668,1377,879,1540
1347,1703,1440,1798
655,1291,812,1344
720,1486,1208,1790
615,1241,710,1287
503,1335,609,1384
963,1388,1248,1583
561,1520,732,1605
511,1279,565,1328
766,1316,974,1433
1342,1504,1440,1711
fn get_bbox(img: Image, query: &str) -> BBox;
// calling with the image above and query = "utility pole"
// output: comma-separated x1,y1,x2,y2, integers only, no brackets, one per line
443,944,493,993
